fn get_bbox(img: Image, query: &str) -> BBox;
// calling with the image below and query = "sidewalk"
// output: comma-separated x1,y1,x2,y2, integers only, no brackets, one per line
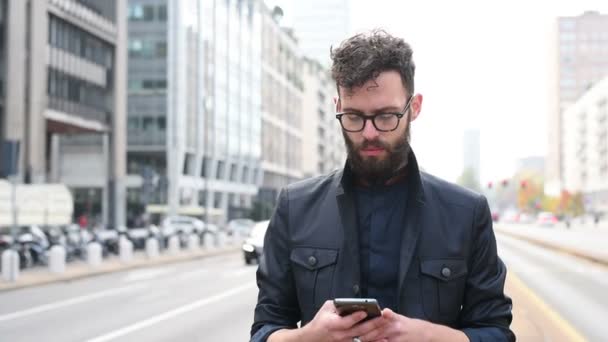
495,223,608,266
0,245,241,292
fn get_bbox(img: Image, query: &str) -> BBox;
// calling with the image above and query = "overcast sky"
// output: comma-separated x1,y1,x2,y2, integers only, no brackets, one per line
268,0,608,183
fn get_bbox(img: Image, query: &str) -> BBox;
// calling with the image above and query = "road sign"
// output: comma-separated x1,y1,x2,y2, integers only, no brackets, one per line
0,140,20,177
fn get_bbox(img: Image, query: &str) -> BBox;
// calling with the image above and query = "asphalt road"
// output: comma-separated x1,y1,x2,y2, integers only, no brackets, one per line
0,253,258,342
497,232,608,341
1,232,606,342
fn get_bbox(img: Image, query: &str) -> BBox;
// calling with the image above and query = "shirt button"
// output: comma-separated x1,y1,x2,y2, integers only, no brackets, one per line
353,284,360,295
308,256,317,266
441,267,451,278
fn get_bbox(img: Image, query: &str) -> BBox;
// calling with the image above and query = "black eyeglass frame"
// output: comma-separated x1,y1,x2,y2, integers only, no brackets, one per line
335,96,414,133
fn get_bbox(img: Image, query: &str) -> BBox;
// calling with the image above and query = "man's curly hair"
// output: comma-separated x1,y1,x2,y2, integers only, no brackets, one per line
330,29,415,97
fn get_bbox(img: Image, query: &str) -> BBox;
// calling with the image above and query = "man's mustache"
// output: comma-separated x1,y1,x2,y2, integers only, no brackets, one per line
356,140,390,151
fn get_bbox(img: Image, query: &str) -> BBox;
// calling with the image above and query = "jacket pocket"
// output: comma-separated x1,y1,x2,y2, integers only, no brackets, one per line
420,259,468,319
290,247,339,310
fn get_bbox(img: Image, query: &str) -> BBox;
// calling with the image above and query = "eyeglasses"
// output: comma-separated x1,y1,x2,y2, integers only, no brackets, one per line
335,96,414,133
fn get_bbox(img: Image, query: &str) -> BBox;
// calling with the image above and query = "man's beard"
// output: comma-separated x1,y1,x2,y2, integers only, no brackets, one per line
343,123,411,186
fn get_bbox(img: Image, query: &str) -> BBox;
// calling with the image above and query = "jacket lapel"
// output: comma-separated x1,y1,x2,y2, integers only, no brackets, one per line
397,152,425,307
336,166,361,293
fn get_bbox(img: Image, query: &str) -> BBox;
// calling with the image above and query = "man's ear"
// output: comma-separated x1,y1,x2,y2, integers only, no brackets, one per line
334,97,341,112
409,94,423,122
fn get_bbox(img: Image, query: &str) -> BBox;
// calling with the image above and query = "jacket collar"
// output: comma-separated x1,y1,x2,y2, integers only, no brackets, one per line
336,149,426,205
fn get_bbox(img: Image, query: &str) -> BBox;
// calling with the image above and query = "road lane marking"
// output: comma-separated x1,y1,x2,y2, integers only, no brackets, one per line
85,283,256,342
121,268,175,283
0,283,147,323
509,271,587,342
222,267,256,278
175,269,210,281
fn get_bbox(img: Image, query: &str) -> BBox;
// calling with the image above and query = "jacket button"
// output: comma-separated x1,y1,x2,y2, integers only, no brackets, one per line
308,256,317,266
353,284,360,295
441,267,451,278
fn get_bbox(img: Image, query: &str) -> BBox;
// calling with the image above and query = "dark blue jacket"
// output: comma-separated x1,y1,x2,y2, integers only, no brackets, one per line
251,151,514,342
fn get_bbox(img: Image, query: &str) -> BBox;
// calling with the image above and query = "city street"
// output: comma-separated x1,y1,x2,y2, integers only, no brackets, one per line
0,254,258,342
0,232,607,341
497,232,608,341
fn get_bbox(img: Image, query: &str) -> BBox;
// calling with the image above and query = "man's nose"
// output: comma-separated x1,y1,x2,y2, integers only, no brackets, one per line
361,119,380,140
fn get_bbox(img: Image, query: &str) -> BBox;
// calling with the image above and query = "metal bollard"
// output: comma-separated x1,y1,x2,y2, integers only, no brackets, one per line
203,233,215,249
2,250,19,282
167,236,180,254
49,245,66,274
146,238,159,259
188,234,200,252
87,242,102,267
119,237,133,263
217,231,228,248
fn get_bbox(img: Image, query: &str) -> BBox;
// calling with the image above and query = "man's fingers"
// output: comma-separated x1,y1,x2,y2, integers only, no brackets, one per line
348,316,387,337
321,299,337,311
334,311,367,329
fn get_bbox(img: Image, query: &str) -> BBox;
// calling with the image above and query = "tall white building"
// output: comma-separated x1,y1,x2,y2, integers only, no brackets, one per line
292,0,350,66
300,57,344,179
548,11,608,194
563,76,608,212
463,129,481,185
259,4,304,208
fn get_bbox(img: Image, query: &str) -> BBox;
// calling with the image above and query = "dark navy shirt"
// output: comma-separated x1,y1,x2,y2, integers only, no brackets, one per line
354,180,408,312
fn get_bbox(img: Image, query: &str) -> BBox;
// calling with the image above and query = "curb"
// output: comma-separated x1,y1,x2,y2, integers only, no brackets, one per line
0,246,242,293
495,227,608,268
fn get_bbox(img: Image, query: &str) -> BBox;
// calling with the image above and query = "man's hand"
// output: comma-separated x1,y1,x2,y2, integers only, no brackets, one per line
268,300,387,342
360,308,469,342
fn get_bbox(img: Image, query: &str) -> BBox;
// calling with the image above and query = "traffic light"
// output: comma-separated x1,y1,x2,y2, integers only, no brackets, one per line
520,180,527,189
487,181,493,189
501,179,509,187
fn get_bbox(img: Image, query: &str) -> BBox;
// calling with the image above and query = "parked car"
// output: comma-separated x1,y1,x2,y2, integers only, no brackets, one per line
537,212,558,227
242,220,269,265
161,215,206,246
227,218,255,237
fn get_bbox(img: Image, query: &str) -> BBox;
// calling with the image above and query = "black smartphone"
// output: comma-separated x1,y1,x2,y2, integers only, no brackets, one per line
333,298,382,320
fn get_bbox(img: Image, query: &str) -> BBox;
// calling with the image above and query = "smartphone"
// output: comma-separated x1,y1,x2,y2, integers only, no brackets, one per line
333,298,382,320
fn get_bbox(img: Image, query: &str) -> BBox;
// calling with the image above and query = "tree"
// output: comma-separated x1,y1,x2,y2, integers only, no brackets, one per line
457,167,480,192
249,200,274,221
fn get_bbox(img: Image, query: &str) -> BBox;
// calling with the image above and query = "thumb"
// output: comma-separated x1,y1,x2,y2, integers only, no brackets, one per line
382,308,397,320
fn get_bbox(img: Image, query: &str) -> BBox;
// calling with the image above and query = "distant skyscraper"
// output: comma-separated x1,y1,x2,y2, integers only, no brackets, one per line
547,11,608,194
292,0,350,66
463,129,481,185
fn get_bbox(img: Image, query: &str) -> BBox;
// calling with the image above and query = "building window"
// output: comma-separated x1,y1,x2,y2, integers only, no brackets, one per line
252,168,258,184
158,5,167,21
216,160,225,179
242,166,249,183
141,79,167,90
201,157,210,177
49,15,113,68
157,117,166,131
127,117,139,131
214,192,223,209
47,67,108,122
128,4,144,20
142,116,154,131
198,190,207,206
156,41,167,57
143,5,155,21
230,164,237,181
